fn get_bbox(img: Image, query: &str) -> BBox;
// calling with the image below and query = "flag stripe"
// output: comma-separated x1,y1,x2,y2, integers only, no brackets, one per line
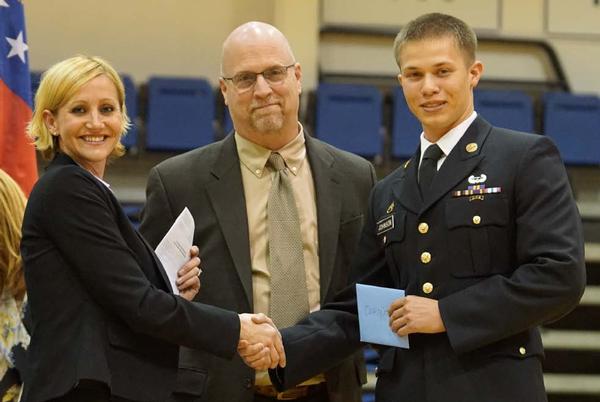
0,0,37,195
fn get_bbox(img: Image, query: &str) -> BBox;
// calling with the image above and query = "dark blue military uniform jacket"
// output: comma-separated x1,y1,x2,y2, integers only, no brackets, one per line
274,116,586,402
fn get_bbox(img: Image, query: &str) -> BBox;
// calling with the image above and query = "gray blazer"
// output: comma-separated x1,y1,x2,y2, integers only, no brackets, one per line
140,133,377,402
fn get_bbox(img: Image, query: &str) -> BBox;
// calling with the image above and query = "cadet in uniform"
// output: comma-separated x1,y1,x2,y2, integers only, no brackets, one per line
248,12,586,402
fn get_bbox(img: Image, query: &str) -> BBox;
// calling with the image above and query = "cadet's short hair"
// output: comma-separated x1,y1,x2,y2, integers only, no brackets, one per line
393,13,477,67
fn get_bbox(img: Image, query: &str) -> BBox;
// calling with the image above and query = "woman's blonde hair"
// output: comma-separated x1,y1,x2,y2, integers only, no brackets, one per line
27,55,131,160
0,169,27,300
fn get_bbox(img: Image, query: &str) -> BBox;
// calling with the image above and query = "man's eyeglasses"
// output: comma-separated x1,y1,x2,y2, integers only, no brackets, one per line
222,64,296,91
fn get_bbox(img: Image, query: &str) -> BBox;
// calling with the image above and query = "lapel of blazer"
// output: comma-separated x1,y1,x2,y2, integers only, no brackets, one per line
421,117,492,213
102,176,175,292
391,152,422,214
206,135,254,308
305,135,342,301
53,153,175,293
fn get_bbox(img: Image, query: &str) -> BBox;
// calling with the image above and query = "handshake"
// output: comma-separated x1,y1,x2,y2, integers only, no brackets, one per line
237,313,286,371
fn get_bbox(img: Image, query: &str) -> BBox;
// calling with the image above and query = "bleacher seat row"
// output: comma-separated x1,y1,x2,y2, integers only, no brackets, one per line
30,73,600,165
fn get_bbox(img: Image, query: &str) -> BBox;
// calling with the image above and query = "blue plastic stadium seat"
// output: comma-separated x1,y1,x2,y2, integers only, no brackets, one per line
474,89,534,133
364,345,379,374
122,203,143,229
543,92,600,165
363,346,379,364
146,77,215,151
391,87,422,159
223,105,233,134
30,71,42,103
121,74,138,149
315,83,383,157
362,393,375,402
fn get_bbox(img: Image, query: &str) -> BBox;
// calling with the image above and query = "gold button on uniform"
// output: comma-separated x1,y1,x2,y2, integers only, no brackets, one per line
472,215,481,225
420,252,431,264
422,282,433,294
418,222,429,234
519,347,526,355
466,143,478,153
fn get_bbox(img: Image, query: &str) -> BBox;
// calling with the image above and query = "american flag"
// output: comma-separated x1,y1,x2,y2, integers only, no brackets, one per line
0,0,37,195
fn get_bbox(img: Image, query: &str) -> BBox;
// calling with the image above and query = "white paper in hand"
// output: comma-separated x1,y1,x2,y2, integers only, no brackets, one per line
155,207,195,295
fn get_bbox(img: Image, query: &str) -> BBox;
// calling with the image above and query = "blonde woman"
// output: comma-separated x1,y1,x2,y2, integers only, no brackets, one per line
21,55,283,402
0,169,30,402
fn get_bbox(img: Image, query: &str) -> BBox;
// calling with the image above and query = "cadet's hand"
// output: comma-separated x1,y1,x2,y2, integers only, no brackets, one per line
238,313,286,370
177,246,201,301
388,295,446,336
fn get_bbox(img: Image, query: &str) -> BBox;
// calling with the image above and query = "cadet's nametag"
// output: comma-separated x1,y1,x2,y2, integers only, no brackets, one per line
376,215,394,235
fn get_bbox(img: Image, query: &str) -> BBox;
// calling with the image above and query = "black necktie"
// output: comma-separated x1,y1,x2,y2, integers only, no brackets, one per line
419,144,444,196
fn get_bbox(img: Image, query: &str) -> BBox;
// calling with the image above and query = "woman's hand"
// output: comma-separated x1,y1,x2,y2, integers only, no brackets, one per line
177,245,201,301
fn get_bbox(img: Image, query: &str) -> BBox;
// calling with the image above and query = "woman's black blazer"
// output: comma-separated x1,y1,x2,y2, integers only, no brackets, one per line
21,153,240,402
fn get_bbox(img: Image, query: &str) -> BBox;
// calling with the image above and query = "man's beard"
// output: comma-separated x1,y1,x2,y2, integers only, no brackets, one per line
251,112,284,132
250,99,284,132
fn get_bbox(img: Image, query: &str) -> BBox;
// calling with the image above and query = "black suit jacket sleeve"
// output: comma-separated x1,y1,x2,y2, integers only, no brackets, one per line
40,166,239,357
439,135,586,354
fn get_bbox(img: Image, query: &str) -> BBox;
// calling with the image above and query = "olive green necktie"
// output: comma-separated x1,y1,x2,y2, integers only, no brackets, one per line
267,152,309,328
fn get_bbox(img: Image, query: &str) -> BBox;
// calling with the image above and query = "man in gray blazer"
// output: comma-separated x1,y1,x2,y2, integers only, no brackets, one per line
140,21,376,402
